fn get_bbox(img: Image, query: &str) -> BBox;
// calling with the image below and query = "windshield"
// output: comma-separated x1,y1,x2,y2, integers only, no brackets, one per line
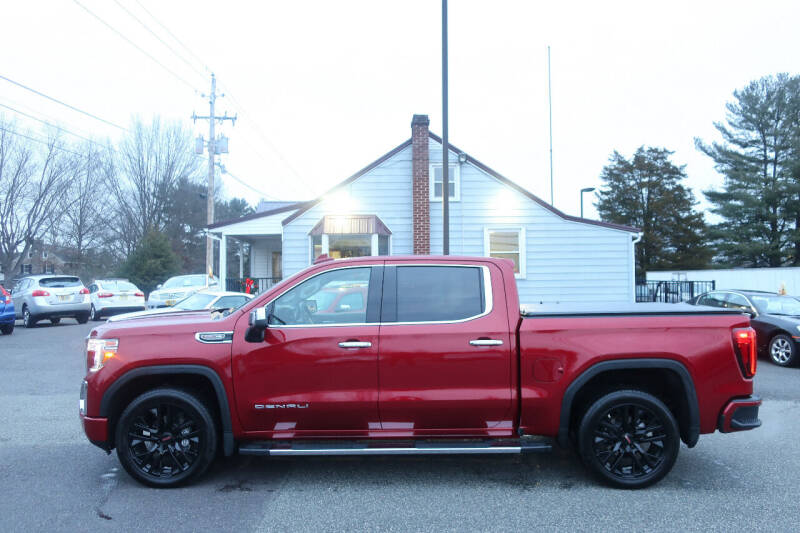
39,277,81,288
99,280,137,291
174,293,216,310
750,295,800,315
163,275,209,289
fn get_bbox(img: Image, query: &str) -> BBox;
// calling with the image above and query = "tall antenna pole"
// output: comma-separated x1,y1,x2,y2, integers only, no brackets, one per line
547,45,554,206
442,0,450,255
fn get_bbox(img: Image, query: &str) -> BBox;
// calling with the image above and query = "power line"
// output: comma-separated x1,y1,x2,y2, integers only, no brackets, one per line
72,0,198,92
0,125,85,157
220,166,280,201
132,0,210,74
0,74,126,130
111,0,206,81
0,102,111,149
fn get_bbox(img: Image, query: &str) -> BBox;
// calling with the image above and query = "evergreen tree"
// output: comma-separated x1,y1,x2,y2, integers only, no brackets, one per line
697,73,800,267
119,231,180,295
596,147,711,277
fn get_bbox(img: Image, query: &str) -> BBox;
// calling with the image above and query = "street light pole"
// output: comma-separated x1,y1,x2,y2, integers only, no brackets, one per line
580,187,596,218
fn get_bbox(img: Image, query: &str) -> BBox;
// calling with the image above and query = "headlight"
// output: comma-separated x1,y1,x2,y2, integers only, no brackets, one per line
87,338,119,372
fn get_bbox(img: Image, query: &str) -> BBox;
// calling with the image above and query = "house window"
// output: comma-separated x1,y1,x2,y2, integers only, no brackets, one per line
311,235,323,261
328,234,372,259
430,164,459,201
485,228,526,278
20,264,32,274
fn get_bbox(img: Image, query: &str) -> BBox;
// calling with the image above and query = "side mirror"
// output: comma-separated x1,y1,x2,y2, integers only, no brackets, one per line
246,306,269,343
249,307,269,328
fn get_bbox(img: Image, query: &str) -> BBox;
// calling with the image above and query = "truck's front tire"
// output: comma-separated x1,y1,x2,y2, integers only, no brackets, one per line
577,390,679,489
115,388,218,488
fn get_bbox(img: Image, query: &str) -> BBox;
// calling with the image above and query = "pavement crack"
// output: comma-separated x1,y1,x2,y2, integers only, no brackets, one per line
95,467,119,520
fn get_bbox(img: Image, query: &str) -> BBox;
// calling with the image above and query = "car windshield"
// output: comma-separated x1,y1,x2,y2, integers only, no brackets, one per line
174,293,216,310
99,280,138,291
39,277,81,288
750,295,800,315
162,275,208,289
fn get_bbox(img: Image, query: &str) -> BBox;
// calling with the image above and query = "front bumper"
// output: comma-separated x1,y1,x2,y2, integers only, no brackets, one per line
82,414,110,449
718,395,762,433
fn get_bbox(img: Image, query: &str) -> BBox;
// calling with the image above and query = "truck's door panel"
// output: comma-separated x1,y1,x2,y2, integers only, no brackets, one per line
377,262,513,434
231,265,382,435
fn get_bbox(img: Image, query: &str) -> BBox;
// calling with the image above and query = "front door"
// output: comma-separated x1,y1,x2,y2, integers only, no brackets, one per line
377,262,513,435
232,265,382,436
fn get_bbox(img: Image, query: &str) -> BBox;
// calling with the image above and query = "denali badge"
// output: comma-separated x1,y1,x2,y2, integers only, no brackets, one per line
254,403,310,409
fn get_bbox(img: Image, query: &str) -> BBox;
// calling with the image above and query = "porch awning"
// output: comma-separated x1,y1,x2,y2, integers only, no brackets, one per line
309,215,392,236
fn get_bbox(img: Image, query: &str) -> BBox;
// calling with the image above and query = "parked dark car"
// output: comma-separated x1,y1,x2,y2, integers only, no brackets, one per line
689,290,800,367
0,284,14,335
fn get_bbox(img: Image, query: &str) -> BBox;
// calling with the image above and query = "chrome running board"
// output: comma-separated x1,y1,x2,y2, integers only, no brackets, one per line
238,439,552,457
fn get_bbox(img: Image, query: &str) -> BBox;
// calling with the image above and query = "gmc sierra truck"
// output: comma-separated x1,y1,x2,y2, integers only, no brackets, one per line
80,256,762,489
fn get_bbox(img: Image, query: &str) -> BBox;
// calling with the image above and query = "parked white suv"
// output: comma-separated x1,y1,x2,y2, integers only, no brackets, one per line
88,279,146,321
12,275,91,327
146,274,219,309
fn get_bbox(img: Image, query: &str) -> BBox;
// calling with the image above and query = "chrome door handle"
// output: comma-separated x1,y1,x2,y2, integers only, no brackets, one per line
469,339,503,346
338,341,372,349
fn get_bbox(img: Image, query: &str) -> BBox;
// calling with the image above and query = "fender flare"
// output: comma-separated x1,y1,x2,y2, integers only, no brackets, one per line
99,364,235,456
557,358,700,448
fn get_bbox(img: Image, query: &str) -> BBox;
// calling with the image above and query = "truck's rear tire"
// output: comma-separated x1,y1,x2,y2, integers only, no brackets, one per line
577,389,679,489
115,388,218,488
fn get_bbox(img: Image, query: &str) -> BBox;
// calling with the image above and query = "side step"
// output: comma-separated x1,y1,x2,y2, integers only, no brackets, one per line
238,439,552,457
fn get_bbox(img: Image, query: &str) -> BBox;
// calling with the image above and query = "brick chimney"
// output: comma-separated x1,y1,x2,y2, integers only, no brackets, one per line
411,114,430,255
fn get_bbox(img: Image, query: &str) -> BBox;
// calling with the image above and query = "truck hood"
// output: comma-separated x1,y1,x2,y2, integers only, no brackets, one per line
92,309,238,338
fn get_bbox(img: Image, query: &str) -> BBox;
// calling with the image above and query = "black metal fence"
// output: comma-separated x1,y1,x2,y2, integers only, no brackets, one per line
225,277,282,294
635,280,716,303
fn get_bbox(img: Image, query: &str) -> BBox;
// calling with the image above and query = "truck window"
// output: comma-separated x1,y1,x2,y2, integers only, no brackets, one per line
395,266,485,323
270,267,371,325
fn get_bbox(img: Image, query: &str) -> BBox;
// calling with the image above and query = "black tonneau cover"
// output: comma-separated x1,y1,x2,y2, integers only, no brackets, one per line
520,302,746,318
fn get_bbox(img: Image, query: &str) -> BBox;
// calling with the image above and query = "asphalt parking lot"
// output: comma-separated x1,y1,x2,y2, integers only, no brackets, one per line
1,320,799,533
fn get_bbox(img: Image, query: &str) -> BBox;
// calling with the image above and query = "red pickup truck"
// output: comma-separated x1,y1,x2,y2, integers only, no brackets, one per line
80,256,761,489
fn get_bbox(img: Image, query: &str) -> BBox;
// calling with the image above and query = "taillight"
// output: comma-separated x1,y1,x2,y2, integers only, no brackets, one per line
134,291,144,297
31,289,50,297
0,286,10,304
732,327,757,378
79,287,90,295
97,292,114,298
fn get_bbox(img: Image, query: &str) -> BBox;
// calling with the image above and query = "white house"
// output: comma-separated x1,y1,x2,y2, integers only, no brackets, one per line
209,115,640,304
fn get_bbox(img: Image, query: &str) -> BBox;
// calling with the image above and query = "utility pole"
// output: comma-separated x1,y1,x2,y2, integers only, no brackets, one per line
547,45,554,206
442,0,450,255
192,73,236,279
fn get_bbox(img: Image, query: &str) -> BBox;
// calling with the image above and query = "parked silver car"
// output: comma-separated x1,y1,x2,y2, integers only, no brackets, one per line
12,275,91,327
146,274,219,309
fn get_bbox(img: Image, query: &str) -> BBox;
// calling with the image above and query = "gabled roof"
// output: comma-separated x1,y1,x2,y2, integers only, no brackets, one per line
208,201,305,230
280,132,639,233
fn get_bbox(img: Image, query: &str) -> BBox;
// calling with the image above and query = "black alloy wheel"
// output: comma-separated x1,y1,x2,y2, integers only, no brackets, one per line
578,390,679,489
76,313,89,324
115,388,217,488
22,306,36,328
0,323,13,335
50,317,61,325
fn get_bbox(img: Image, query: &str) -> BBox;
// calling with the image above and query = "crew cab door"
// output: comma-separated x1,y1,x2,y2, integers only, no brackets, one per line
377,262,513,434
232,265,383,435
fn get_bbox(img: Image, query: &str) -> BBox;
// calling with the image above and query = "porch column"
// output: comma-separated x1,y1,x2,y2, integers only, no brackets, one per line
239,241,244,278
219,234,227,289
371,234,379,256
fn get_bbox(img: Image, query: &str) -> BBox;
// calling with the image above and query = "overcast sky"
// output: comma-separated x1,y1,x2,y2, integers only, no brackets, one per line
2,1,799,219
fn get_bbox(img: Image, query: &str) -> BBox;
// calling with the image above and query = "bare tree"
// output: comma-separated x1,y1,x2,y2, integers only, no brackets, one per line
0,120,76,286
107,117,201,254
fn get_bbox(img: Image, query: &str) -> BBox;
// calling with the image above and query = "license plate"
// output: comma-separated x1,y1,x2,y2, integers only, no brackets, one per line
58,295,69,302
165,299,176,306
119,295,128,301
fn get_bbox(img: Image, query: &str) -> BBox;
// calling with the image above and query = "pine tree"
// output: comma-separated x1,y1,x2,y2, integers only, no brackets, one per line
119,231,180,295
596,147,710,277
697,74,800,267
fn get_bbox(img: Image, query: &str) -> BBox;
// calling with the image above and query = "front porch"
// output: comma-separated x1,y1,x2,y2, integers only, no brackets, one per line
218,233,282,294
